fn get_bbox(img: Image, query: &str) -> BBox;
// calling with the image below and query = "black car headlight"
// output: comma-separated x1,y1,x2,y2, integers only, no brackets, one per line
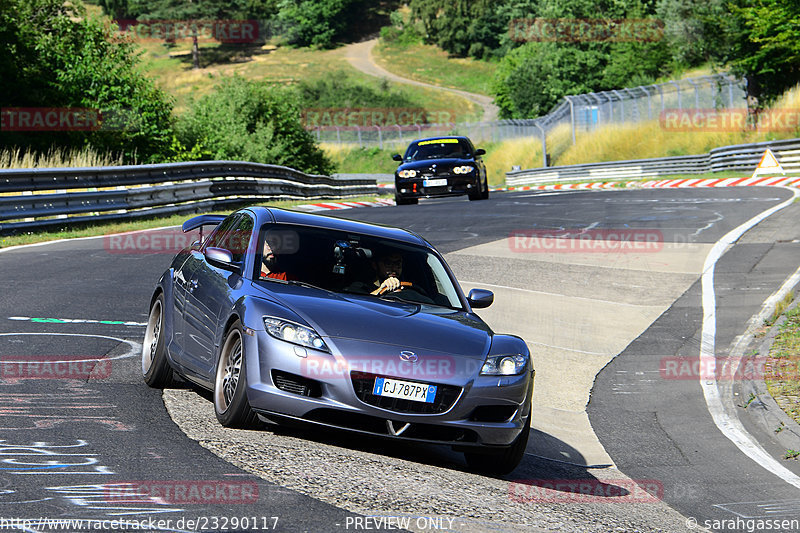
452,165,474,174
398,169,417,178
263,317,329,352
480,354,528,376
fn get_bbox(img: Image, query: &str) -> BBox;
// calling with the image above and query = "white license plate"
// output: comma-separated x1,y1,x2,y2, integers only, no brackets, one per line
373,377,437,403
423,178,447,187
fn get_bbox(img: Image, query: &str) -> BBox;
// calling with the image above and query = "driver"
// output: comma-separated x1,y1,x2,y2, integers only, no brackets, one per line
370,251,404,295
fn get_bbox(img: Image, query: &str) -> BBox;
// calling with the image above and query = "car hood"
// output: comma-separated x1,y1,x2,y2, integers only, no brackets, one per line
397,158,475,172
254,283,492,360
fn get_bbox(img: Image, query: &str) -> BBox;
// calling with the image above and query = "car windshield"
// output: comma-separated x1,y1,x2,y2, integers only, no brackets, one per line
254,223,464,309
404,139,470,161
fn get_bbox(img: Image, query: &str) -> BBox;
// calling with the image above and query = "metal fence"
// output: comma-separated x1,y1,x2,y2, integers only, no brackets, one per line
506,138,800,187
0,161,378,234
311,74,747,158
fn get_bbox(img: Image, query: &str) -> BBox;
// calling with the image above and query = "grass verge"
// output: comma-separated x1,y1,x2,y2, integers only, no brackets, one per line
765,302,800,425
373,39,497,97
0,195,392,249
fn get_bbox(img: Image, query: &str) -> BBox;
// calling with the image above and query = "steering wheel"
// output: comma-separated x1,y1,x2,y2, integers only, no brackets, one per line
377,281,415,295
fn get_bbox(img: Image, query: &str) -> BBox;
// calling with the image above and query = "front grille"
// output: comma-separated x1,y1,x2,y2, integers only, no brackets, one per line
303,408,478,443
272,370,322,397
350,371,461,414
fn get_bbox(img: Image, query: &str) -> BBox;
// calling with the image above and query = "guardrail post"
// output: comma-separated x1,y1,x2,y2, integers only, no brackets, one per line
374,125,383,150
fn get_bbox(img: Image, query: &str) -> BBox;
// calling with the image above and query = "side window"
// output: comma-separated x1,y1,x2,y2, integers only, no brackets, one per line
203,214,240,250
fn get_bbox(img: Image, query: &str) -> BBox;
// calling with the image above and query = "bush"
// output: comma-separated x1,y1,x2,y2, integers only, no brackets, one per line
0,0,175,163
177,76,334,175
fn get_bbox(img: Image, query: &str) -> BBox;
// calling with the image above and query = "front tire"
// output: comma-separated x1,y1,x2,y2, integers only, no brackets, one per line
214,320,259,428
464,416,530,476
142,293,174,388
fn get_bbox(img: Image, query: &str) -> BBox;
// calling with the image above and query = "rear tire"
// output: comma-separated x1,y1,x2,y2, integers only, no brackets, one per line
214,320,259,428
142,293,174,388
464,416,530,476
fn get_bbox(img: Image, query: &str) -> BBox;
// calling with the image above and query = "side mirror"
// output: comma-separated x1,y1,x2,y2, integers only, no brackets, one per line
474,148,486,157
205,247,237,270
392,154,403,162
467,288,494,309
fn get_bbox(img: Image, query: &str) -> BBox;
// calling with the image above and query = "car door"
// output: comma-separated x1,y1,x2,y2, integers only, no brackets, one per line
181,213,254,382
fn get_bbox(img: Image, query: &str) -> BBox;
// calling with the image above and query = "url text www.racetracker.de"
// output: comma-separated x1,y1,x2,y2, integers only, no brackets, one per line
686,516,800,532
0,516,279,531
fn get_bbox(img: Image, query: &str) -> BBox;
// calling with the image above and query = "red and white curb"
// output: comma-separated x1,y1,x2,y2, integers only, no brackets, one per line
504,175,800,191
291,176,800,212
293,198,395,212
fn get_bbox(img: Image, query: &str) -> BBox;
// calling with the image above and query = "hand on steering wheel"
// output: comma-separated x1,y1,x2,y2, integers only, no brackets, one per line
376,277,413,295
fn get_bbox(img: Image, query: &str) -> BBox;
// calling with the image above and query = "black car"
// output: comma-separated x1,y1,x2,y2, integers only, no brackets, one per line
392,136,489,205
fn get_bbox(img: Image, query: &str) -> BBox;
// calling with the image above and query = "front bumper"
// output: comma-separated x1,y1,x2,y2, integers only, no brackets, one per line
395,173,480,199
242,331,533,447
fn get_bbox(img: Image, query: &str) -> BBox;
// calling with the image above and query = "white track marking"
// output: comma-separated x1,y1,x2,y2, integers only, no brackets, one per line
700,187,800,488
460,280,655,308
0,332,140,362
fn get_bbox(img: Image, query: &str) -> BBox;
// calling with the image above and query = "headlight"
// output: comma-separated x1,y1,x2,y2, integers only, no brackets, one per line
263,317,329,352
453,165,474,174
480,354,528,376
398,169,417,178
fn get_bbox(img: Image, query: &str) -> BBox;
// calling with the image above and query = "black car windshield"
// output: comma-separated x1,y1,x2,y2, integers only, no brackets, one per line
255,223,464,309
404,139,470,161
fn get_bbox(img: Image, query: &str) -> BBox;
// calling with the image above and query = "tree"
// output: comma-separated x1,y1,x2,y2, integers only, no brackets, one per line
0,0,174,162
177,76,334,174
719,0,800,106
276,0,368,48
109,0,256,68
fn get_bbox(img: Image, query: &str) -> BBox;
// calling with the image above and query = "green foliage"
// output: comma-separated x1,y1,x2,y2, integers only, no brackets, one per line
0,0,174,163
722,0,800,106
276,0,367,48
296,73,418,109
177,76,334,174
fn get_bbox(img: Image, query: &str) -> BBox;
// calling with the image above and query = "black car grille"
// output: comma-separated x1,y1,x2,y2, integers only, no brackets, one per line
272,370,322,397
350,371,461,414
303,409,479,443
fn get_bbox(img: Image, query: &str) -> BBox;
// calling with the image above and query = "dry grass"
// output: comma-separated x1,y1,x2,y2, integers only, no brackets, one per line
0,147,126,169
556,84,800,166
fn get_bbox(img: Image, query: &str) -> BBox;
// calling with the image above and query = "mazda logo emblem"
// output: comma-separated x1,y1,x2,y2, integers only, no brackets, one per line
399,351,418,363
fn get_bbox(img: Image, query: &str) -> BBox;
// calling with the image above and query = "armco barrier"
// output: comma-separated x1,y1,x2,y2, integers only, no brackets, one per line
0,161,379,234
506,138,800,186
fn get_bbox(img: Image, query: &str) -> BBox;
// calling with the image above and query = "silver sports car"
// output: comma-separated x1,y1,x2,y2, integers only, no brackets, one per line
142,207,534,474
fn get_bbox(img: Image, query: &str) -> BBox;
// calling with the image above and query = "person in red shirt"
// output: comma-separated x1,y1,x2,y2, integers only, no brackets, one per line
260,239,296,281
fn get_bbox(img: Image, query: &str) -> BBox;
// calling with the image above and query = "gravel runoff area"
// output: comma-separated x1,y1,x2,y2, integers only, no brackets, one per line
163,390,692,533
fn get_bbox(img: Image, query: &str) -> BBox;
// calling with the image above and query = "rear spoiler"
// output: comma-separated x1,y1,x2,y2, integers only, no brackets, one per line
182,214,226,233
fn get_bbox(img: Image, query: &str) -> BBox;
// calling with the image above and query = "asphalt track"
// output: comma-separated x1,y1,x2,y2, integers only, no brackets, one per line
1,187,799,532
